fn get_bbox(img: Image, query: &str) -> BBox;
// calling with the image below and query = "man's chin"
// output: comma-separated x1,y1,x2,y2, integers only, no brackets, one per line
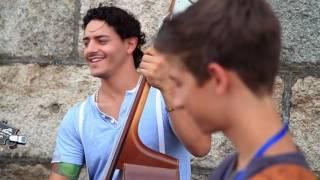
90,72,104,78
90,71,110,79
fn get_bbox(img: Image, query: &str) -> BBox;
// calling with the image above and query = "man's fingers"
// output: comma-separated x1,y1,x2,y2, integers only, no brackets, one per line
141,54,156,63
144,47,157,55
137,68,153,80
136,68,142,74
139,60,155,71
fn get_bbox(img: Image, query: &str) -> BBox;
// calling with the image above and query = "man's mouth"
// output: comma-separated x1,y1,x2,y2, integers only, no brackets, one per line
88,56,104,63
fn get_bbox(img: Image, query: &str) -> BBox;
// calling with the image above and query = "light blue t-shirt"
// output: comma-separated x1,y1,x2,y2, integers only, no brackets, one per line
52,86,191,180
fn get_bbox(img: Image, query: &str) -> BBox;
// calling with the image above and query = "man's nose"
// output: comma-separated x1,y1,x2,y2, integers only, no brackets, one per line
172,94,185,110
85,41,98,53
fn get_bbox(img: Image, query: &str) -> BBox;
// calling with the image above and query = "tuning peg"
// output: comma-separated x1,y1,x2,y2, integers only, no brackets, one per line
9,135,27,145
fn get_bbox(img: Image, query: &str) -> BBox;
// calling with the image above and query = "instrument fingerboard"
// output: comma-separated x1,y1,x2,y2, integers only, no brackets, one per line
172,0,196,15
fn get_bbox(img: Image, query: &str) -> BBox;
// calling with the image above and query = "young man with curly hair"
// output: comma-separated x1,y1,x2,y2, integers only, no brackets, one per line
49,5,210,180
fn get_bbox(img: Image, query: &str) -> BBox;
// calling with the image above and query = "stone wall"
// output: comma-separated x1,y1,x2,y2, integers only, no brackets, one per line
0,0,319,179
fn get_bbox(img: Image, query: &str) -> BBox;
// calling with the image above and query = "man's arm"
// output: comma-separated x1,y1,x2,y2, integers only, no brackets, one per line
161,87,212,157
138,48,211,157
50,106,85,179
49,162,81,180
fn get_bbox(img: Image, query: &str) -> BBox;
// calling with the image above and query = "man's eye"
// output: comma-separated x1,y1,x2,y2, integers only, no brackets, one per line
169,76,183,88
99,39,109,44
173,80,182,88
83,41,89,47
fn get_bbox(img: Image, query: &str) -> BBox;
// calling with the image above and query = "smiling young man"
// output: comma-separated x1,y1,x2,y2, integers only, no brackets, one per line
152,0,317,179
49,5,210,180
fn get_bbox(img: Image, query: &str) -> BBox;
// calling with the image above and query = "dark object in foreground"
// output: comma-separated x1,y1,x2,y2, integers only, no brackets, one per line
0,120,27,149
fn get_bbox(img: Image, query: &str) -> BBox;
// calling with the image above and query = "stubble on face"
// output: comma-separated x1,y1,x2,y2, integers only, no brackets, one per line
83,20,129,79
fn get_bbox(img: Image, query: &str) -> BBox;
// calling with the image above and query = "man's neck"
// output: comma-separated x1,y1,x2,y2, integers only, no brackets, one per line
99,71,140,100
223,96,297,171
95,68,139,119
97,55,140,99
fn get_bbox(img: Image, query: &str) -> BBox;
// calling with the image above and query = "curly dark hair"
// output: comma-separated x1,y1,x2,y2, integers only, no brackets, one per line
82,5,146,68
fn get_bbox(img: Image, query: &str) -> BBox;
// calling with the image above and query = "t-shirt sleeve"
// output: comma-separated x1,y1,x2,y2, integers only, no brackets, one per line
51,105,84,165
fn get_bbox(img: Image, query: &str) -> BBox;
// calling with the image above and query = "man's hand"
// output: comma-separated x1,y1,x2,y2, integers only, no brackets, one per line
138,48,212,157
138,47,177,111
138,47,172,92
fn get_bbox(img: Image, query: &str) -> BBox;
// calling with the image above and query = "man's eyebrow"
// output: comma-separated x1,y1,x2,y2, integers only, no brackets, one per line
169,74,178,82
82,35,110,41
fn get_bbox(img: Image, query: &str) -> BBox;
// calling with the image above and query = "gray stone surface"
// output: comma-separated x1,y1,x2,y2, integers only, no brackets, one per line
0,0,75,60
290,76,320,171
191,167,212,180
268,0,320,63
0,64,99,158
0,163,89,180
273,77,284,113
0,164,49,180
192,133,234,170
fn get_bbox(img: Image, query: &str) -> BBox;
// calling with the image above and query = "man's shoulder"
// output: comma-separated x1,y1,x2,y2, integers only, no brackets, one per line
59,95,93,126
68,95,93,112
209,153,238,179
248,152,316,179
251,164,317,180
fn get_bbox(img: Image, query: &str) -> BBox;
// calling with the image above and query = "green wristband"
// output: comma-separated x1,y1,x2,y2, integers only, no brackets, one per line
56,162,81,180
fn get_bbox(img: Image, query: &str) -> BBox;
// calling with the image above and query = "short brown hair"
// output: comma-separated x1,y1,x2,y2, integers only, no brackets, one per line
155,0,281,95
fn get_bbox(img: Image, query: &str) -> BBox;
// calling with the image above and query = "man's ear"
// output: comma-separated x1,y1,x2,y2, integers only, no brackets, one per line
207,63,229,95
125,37,138,54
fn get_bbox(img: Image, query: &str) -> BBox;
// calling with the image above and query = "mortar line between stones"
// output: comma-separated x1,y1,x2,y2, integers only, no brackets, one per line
72,0,81,62
280,72,293,123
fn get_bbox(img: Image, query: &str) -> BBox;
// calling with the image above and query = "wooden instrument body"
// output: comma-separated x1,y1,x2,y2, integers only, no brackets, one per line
105,78,179,180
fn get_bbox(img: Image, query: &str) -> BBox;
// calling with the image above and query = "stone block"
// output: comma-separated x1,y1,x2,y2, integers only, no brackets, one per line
0,163,89,180
191,133,234,170
0,64,99,159
290,76,320,171
0,164,49,180
273,77,284,113
0,0,76,60
268,0,320,63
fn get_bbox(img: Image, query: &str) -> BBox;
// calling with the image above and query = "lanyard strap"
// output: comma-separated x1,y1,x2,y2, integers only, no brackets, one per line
235,121,289,180
253,121,289,159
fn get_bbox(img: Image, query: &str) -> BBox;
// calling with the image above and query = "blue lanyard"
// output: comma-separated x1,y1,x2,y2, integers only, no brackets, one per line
234,121,289,180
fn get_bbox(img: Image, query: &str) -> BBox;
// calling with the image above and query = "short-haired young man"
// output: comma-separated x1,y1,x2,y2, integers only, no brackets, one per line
153,0,317,179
